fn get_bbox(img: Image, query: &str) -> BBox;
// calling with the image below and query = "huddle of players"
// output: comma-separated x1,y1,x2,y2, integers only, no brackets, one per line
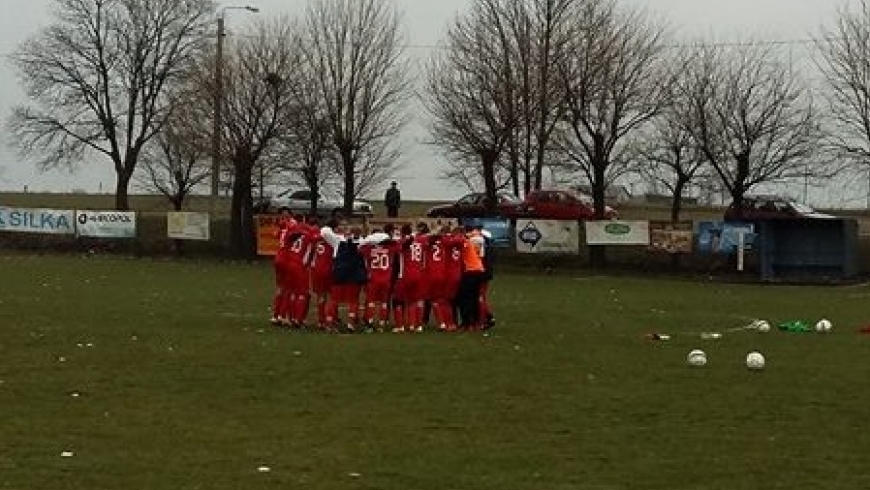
271,216,494,333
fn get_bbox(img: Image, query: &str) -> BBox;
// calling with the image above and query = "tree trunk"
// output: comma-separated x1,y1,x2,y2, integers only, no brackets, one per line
309,181,319,219
508,138,521,198
671,179,686,222
481,149,498,214
230,159,256,259
342,151,355,218
589,149,608,268
114,170,133,211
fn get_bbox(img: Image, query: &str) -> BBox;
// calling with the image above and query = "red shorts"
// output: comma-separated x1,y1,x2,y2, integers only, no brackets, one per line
365,281,391,303
283,266,310,295
331,284,361,303
311,273,332,295
428,278,457,301
393,278,424,302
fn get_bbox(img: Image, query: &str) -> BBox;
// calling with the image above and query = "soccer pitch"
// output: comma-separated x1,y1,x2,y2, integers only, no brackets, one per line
2,254,870,490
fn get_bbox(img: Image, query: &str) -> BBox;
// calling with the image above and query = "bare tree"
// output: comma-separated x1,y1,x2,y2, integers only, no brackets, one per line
816,0,870,193
426,0,572,201
635,121,707,222
301,0,409,215
424,0,521,209
8,0,214,210
500,0,574,197
681,43,823,217
554,0,668,266
270,30,340,217
634,52,709,222
440,154,513,194
136,99,210,211
192,20,297,257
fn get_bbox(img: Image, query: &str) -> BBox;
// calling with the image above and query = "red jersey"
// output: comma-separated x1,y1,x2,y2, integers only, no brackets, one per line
399,234,428,281
445,235,463,283
427,235,461,280
284,225,315,270
361,242,395,285
275,224,296,264
310,238,334,279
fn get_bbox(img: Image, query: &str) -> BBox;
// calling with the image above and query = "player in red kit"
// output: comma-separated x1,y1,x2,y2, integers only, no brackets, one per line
359,230,394,330
426,226,465,331
283,218,316,328
309,233,334,330
271,215,296,325
392,224,429,332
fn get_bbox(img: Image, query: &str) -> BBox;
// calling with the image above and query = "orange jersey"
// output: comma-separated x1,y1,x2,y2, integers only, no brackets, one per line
461,236,485,272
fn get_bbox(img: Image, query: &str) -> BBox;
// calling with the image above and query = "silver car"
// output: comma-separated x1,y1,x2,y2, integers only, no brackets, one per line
263,189,374,217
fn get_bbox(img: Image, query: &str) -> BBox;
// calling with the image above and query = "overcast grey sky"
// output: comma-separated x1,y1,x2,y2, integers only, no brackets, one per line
0,0,861,204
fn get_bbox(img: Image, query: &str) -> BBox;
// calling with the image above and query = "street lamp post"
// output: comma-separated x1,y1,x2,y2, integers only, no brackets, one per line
210,5,260,215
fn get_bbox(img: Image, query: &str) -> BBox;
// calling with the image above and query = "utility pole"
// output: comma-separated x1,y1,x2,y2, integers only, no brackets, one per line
210,6,259,216
210,15,224,215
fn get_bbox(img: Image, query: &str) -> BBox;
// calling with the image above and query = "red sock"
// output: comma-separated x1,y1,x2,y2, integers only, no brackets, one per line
365,302,376,323
293,294,309,323
326,300,338,324
281,292,294,319
431,301,445,326
378,303,389,324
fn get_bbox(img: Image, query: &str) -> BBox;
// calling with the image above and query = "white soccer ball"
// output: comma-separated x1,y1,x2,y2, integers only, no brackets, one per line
746,351,765,370
755,320,771,333
686,349,707,367
814,319,833,333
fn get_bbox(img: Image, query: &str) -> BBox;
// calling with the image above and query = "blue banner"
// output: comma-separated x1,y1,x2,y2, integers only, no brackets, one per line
696,221,755,254
0,207,75,235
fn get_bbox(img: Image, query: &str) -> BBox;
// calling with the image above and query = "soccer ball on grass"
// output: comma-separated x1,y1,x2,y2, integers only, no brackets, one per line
753,320,771,333
745,351,765,371
814,319,833,333
686,349,707,367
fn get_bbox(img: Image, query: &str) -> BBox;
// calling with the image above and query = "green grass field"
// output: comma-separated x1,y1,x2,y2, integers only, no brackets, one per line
2,254,870,490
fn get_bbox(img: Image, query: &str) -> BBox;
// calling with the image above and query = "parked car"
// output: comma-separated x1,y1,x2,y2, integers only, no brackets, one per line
514,189,618,220
426,192,523,218
255,189,374,217
724,196,835,222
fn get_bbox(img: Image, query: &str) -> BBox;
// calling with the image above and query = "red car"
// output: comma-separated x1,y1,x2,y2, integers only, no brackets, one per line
515,189,618,220
426,192,523,218
724,196,834,222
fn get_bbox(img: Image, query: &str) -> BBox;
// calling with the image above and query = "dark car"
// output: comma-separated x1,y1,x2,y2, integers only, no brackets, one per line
724,196,834,222
516,189,618,220
426,192,523,218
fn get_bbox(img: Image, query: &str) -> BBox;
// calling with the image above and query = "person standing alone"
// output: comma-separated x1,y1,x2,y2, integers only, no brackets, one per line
384,181,401,218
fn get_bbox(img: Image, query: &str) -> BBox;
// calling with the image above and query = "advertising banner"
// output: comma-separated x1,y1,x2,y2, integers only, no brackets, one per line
75,210,136,238
649,221,694,254
585,221,650,246
515,220,579,254
256,214,284,256
167,212,210,241
0,207,75,235
459,217,512,247
696,221,755,254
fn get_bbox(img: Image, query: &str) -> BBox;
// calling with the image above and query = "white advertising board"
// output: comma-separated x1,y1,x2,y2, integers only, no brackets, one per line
75,210,137,238
585,221,650,246
515,220,580,254
167,212,210,241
